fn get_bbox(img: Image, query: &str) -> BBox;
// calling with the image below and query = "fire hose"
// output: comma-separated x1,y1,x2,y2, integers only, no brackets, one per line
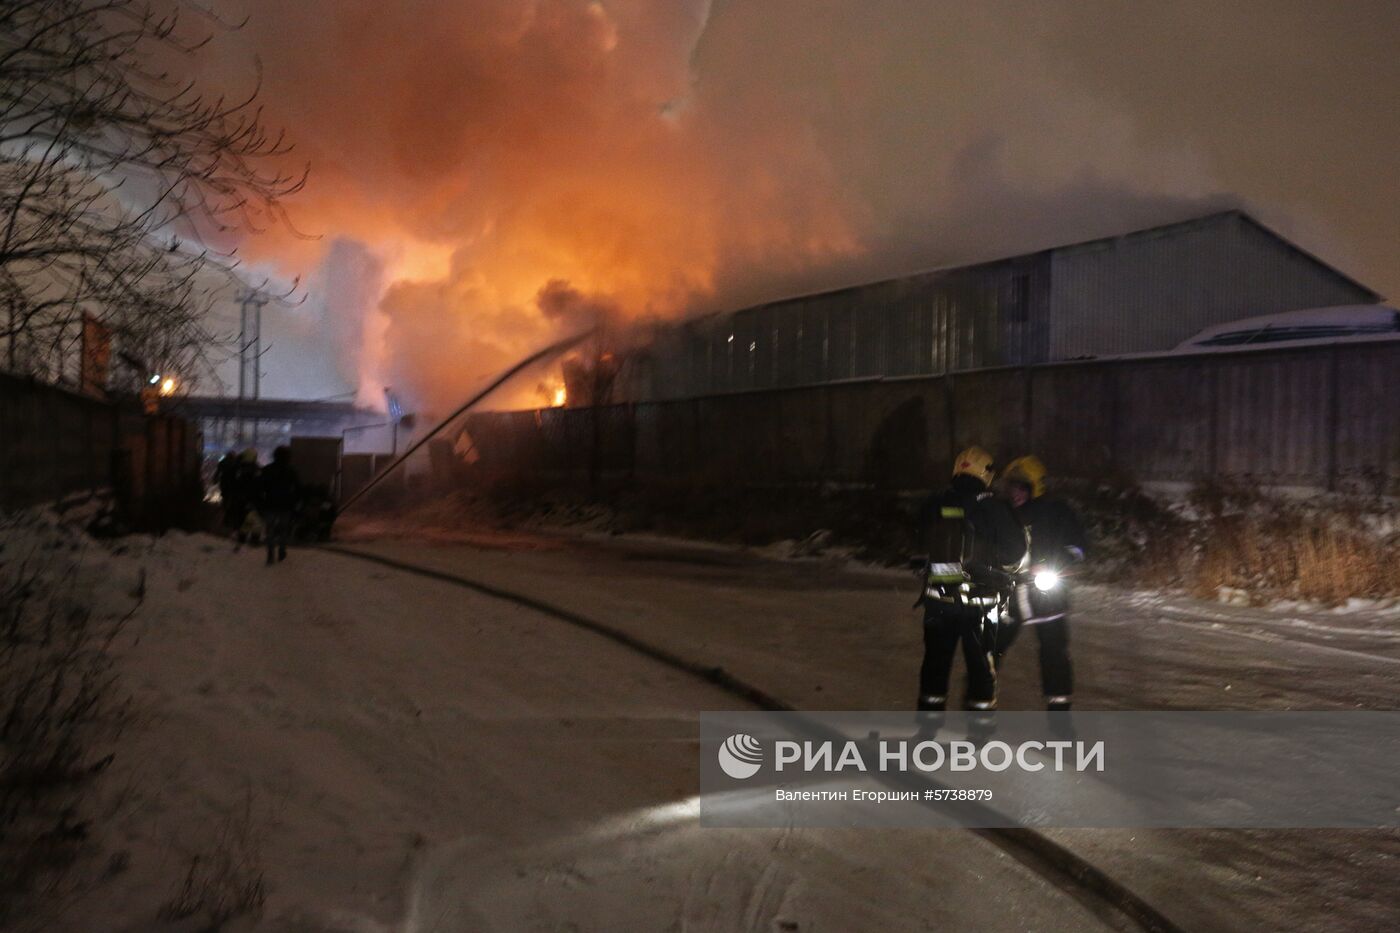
337,327,597,516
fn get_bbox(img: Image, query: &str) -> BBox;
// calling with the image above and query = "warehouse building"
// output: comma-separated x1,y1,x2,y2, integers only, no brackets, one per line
615,210,1380,402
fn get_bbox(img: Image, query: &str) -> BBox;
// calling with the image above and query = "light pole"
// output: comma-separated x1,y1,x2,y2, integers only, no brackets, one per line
385,387,403,455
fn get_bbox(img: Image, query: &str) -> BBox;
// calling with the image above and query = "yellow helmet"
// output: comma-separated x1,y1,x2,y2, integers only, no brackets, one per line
952,446,995,486
1002,455,1047,498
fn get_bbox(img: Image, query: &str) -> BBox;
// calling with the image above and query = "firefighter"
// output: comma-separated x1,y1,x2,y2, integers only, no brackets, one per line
214,449,239,530
998,456,1087,711
914,446,1027,712
229,448,262,543
258,445,302,565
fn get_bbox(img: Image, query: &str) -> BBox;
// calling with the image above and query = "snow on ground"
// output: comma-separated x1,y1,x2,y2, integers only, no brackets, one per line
9,517,1109,932
336,521,1400,712
8,503,1399,931
1172,304,1400,352
333,517,1400,932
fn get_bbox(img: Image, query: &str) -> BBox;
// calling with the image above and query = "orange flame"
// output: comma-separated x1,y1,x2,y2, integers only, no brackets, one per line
538,377,568,408
226,0,866,412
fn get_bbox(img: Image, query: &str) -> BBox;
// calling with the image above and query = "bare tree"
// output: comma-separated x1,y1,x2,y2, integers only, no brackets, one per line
0,0,305,389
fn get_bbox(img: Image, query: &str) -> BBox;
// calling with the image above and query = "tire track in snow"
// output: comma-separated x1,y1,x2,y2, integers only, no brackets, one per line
323,544,1185,933
1147,613,1400,669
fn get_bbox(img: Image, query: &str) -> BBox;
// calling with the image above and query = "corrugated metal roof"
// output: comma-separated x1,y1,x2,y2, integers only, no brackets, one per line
615,211,1382,402
710,210,1379,319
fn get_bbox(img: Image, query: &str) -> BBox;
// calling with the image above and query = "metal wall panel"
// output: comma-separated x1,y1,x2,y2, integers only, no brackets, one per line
1114,361,1214,481
594,405,634,475
825,298,854,383
537,407,572,474
1334,345,1400,493
651,398,701,479
626,213,1374,405
824,382,888,481
884,286,924,378
1048,213,1376,360
796,298,826,386
728,312,757,392
1,372,200,516
626,257,1056,401
1213,352,1332,485
949,369,1029,464
471,338,1398,495
685,321,713,397
851,283,886,378
713,321,738,397
775,386,829,481
930,292,951,375
1029,365,1116,478
773,302,803,388
642,325,682,401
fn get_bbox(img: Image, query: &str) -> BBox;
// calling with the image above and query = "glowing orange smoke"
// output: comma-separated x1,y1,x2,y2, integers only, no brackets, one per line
208,1,1318,415
217,0,866,413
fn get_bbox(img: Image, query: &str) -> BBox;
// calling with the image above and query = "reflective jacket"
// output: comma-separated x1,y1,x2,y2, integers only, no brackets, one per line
917,474,1028,598
1012,495,1087,622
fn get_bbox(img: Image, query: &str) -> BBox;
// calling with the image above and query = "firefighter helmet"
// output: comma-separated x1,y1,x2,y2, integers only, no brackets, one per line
1002,455,1047,498
952,446,995,486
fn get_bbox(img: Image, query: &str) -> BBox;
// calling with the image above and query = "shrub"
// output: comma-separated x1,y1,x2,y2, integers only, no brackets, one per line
1071,479,1400,606
0,516,130,928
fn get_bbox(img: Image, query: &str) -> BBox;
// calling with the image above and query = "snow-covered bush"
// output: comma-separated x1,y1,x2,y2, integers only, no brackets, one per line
0,514,133,928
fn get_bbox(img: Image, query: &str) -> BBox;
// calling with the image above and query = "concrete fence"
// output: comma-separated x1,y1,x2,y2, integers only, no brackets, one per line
1,372,202,522
461,340,1400,495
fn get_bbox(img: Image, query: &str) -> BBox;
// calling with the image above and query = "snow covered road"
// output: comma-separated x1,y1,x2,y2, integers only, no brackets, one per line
319,524,1400,932
333,527,1400,713
68,531,1120,932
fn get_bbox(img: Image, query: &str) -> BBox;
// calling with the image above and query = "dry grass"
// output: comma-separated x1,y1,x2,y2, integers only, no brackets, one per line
404,472,1399,606
1184,511,1396,606
1292,526,1393,604
1076,479,1400,606
159,787,267,929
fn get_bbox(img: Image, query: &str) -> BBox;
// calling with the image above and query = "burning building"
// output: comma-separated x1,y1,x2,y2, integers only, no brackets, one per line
608,211,1380,403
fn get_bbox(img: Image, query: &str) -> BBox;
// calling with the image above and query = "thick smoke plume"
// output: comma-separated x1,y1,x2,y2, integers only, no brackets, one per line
201,0,1398,411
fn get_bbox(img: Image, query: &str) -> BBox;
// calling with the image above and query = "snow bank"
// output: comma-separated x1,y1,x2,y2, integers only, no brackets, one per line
1175,304,1400,351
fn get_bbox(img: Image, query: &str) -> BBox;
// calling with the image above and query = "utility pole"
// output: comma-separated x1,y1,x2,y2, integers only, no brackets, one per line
237,291,266,449
385,387,402,456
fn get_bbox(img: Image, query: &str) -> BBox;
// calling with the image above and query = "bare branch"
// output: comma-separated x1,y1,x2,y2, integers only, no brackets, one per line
0,0,308,385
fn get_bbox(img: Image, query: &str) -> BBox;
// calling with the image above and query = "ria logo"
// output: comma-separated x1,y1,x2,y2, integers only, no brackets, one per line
718,733,763,779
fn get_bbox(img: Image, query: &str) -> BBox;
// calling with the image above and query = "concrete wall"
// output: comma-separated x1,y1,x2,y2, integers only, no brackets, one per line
1,372,201,521
466,340,1400,495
